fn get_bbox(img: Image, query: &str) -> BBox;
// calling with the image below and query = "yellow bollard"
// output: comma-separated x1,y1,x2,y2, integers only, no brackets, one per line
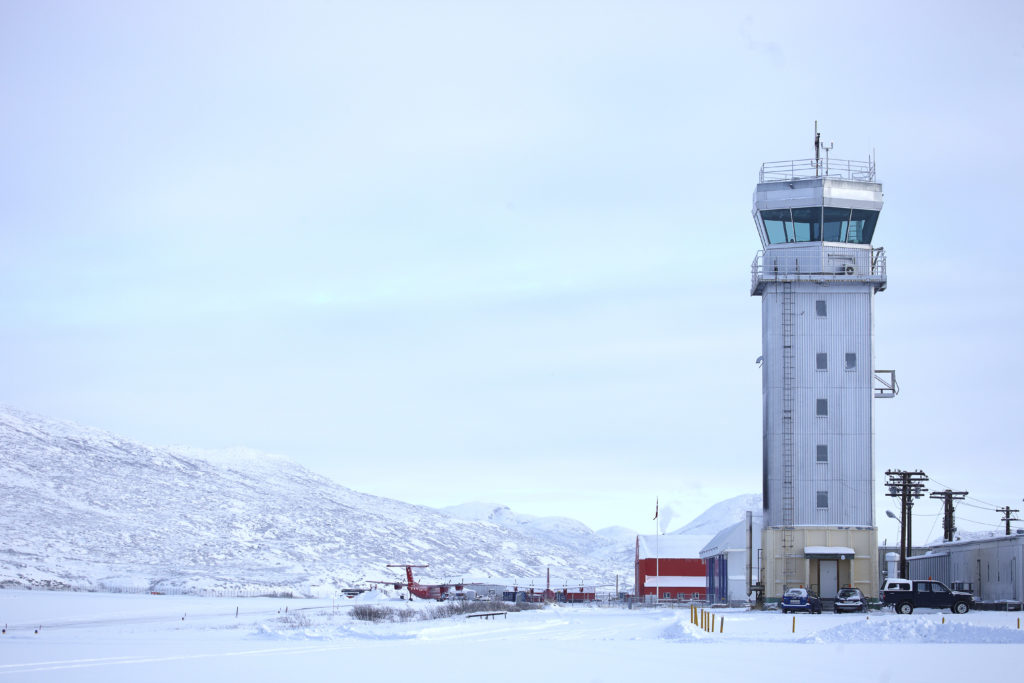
942,617,945,624
792,616,796,633
712,614,716,632
720,616,724,633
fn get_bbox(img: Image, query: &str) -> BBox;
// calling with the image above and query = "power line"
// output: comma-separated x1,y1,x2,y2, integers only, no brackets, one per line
929,490,968,542
997,506,1020,536
885,470,928,579
957,515,1021,529
918,475,1002,509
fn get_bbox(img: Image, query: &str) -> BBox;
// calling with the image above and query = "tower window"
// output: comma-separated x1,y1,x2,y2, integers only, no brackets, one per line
815,300,827,317
817,491,829,508
816,353,827,371
791,207,822,242
845,353,857,370
816,399,828,416
816,445,828,463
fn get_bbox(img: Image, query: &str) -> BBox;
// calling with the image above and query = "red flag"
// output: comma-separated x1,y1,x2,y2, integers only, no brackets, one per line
653,497,658,520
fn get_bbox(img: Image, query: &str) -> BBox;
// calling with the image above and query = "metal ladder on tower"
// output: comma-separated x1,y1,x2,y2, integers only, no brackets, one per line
780,281,796,591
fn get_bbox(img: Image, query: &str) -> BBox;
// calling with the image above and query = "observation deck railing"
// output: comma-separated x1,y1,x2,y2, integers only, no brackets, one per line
751,246,887,295
759,158,876,183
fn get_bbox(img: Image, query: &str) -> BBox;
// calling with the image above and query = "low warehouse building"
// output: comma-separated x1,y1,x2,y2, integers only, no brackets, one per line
908,532,1024,607
700,514,762,606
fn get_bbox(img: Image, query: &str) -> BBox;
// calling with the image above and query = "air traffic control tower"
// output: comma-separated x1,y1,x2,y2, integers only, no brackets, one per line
751,133,895,602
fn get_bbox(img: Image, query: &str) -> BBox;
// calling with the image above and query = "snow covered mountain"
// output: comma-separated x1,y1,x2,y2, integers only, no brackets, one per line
669,493,762,536
439,496,763,569
0,407,632,594
437,502,624,559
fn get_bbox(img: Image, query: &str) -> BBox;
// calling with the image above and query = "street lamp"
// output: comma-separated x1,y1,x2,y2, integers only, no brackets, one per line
885,509,906,578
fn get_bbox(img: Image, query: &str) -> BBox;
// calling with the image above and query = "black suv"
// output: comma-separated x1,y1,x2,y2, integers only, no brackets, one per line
880,579,973,614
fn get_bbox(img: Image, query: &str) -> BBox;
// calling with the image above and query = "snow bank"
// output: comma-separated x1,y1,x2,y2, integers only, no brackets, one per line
805,617,1024,644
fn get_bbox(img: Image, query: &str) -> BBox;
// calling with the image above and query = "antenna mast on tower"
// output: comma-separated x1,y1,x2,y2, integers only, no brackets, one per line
814,121,834,177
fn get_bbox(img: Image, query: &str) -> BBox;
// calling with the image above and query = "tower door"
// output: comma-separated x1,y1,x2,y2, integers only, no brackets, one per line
819,560,839,599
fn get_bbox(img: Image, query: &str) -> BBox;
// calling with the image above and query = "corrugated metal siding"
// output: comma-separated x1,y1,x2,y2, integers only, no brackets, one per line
909,553,951,585
760,262,878,528
932,536,1024,602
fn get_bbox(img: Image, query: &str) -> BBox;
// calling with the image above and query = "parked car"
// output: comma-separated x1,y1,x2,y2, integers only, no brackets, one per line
833,587,866,613
880,579,973,614
780,587,822,614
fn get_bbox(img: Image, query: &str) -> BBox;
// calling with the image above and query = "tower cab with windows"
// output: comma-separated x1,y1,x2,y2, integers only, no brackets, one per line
751,159,887,295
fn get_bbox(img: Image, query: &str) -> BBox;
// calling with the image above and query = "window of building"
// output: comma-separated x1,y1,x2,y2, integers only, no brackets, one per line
845,352,857,370
692,592,699,600
677,592,685,600
791,207,822,242
663,592,670,599
816,444,828,463
759,208,878,244
816,353,827,371
816,399,828,416
823,207,852,242
761,209,793,244
817,491,829,508
848,209,879,244
816,300,827,317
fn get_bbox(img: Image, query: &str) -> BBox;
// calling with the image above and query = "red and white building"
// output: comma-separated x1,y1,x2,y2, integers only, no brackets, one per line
635,535,710,601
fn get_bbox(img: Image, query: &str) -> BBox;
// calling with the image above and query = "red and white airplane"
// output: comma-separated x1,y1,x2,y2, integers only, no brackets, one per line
369,564,472,601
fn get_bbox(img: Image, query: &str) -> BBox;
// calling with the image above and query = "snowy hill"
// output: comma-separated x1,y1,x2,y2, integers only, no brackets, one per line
670,494,762,536
0,407,631,594
437,502,624,559
441,496,763,567
594,526,641,546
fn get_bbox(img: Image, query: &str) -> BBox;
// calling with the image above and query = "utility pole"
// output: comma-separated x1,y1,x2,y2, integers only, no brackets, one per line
997,506,1020,536
929,489,968,542
885,470,928,579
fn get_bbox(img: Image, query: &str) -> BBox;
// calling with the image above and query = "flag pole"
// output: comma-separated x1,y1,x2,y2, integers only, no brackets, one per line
654,497,659,605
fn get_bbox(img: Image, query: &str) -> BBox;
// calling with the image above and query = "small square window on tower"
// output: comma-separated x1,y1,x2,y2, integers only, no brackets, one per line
845,352,857,370
817,491,829,508
816,352,828,370
815,300,827,316
816,444,828,462
816,399,828,416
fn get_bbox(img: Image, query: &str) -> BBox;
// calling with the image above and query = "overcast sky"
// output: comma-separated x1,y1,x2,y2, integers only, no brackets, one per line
3,1,1023,543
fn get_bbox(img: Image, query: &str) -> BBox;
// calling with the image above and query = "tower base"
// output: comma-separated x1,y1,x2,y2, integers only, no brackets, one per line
761,527,878,600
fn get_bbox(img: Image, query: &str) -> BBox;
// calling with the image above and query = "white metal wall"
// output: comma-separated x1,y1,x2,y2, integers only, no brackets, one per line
911,536,1024,603
760,278,876,527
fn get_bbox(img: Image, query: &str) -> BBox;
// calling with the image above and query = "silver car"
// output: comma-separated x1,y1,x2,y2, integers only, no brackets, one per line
833,587,866,613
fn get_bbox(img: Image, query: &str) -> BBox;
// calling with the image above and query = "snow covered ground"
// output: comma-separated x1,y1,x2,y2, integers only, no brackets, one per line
2,590,1023,682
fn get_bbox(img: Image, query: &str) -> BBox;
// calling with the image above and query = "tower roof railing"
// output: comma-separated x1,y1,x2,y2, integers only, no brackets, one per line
759,158,876,183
